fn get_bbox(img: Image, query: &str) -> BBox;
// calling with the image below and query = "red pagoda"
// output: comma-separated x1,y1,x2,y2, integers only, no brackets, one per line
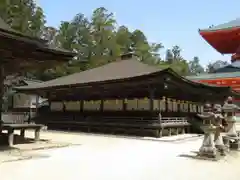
188,19,240,100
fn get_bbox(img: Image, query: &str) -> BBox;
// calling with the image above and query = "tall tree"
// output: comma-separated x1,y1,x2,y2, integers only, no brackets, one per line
188,56,205,75
0,0,45,37
170,60,190,75
41,26,58,46
172,45,182,61
91,7,116,60
1,3,199,79
115,26,132,54
164,48,190,75
165,49,174,64
29,6,46,37
130,30,163,64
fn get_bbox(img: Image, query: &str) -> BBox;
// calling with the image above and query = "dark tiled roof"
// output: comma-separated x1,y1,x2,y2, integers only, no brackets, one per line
14,56,240,99
4,76,42,86
16,57,160,90
15,56,237,95
0,18,46,45
0,17,74,57
21,79,43,86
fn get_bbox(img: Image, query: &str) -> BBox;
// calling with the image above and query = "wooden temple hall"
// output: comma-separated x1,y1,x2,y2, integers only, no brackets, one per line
15,53,239,138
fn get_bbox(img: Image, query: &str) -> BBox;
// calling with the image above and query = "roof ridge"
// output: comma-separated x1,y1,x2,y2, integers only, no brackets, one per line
15,57,162,89
45,56,158,80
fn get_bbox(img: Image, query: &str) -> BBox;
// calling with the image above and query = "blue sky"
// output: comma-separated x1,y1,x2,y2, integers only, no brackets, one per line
38,0,240,67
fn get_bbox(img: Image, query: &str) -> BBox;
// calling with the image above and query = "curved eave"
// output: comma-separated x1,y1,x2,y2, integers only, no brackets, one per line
199,26,240,32
199,28,240,54
0,28,75,58
169,70,240,98
169,69,231,91
14,68,233,95
36,47,76,58
0,28,47,45
0,30,76,60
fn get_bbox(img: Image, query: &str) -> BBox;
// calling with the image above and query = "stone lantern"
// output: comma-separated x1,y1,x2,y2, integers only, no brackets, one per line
222,97,239,136
222,96,240,150
197,103,217,158
213,104,226,155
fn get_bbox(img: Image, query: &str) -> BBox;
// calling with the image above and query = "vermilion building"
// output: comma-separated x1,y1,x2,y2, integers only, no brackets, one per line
187,19,240,104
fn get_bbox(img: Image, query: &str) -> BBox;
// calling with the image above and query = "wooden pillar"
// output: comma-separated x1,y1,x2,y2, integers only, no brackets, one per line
123,99,126,111
34,128,40,141
149,88,155,111
48,92,52,112
182,128,185,134
188,101,191,113
177,100,180,113
176,128,179,135
8,129,14,146
159,129,163,137
35,94,39,116
168,128,172,136
165,98,168,112
62,101,66,112
0,64,4,125
100,100,104,112
79,100,83,112
20,129,25,138
28,106,31,124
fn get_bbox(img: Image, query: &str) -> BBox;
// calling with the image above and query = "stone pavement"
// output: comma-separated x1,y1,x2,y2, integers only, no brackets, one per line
0,131,240,180
0,133,77,164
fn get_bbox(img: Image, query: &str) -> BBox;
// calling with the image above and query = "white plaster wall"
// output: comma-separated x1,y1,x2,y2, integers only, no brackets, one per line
153,100,159,110
137,99,150,110
83,101,101,110
50,102,63,111
13,93,47,109
103,100,117,110
65,101,80,111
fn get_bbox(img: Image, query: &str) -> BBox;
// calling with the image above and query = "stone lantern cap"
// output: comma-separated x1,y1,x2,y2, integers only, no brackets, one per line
222,103,240,113
226,96,233,103
197,112,215,120
214,113,224,119
203,103,212,112
214,104,221,110
214,104,222,112
197,103,215,124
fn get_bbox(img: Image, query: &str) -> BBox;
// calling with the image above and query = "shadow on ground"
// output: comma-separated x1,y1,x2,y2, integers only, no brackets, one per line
179,151,224,161
0,134,81,164
0,133,81,153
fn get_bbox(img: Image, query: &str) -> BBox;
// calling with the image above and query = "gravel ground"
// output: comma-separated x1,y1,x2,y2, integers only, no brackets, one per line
0,131,240,180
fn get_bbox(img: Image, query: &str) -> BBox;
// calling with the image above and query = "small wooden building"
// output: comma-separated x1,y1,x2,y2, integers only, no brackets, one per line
0,17,75,146
15,53,240,137
11,78,47,112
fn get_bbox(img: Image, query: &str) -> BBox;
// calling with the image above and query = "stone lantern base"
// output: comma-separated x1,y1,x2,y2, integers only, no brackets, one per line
215,131,227,156
230,141,240,150
198,132,217,158
199,147,217,158
223,136,240,151
215,145,226,156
